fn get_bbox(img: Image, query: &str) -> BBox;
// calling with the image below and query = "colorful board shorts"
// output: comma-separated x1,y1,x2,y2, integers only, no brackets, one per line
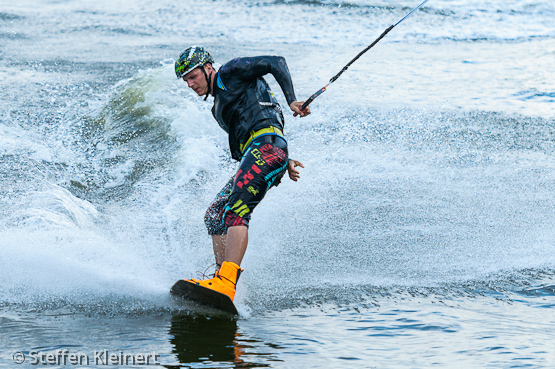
204,134,288,235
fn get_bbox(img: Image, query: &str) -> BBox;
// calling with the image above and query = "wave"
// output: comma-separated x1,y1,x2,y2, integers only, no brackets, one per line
0,12,24,21
67,64,224,202
263,0,555,44
1,263,553,316
294,106,555,156
0,64,231,317
270,0,555,17
2,57,554,318
246,266,555,313
515,89,555,103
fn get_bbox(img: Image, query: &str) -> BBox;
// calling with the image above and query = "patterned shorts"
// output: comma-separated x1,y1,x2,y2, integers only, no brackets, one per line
204,134,288,235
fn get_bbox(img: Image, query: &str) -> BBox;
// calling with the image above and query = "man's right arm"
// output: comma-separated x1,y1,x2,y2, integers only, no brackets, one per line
287,159,304,181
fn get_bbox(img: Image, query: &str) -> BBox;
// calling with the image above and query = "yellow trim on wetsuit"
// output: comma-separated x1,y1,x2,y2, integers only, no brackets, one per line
239,126,283,154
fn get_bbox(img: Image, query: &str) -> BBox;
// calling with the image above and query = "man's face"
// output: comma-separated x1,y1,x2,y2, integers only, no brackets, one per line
182,66,207,96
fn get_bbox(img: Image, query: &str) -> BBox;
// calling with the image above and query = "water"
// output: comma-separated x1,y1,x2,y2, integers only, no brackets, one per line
1,0,555,367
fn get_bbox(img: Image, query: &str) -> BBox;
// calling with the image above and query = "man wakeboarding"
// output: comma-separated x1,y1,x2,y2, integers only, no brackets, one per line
173,46,310,304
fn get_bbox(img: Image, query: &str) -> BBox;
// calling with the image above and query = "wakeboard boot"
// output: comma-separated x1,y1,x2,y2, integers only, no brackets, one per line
186,261,243,301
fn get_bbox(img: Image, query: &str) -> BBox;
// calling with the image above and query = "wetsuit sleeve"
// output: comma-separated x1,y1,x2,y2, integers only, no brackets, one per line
221,56,298,105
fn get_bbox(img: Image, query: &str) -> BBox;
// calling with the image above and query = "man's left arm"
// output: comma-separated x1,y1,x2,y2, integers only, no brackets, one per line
246,57,310,178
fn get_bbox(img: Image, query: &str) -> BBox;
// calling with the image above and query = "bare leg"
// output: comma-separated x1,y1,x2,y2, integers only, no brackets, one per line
225,226,248,266
212,234,226,266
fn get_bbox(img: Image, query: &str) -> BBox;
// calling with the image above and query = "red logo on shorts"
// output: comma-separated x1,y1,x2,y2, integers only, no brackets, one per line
236,164,262,189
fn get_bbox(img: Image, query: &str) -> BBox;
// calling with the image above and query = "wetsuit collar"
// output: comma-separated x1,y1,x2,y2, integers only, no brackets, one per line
210,72,225,100
200,67,212,101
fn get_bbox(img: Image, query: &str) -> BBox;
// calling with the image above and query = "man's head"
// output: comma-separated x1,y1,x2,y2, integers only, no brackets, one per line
175,46,215,100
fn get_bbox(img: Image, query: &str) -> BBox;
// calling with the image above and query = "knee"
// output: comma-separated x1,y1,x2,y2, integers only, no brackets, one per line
204,207,227,236
223,206,250,229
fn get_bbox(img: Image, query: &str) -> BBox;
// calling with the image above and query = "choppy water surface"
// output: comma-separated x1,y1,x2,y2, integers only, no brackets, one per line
1,0,555,367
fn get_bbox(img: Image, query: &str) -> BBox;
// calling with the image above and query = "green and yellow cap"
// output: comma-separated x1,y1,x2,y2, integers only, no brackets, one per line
175,46,215,79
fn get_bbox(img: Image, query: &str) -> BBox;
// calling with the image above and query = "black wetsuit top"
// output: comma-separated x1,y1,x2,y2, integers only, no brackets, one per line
211,56,297,161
